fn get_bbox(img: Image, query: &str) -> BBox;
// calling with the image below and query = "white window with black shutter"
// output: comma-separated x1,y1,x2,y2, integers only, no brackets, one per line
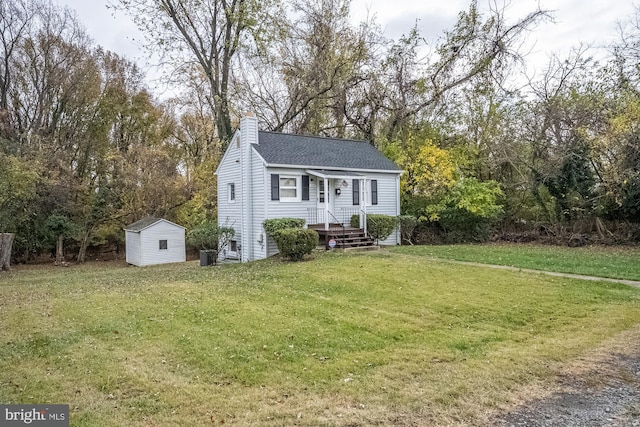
352,178,378,206
271,174,308,202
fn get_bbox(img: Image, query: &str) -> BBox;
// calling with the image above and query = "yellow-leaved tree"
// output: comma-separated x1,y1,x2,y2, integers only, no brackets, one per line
387,132,503,242
386,134,457,220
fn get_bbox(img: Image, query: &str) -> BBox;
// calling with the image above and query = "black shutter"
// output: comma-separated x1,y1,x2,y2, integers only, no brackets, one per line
371,179,378,205
352,179,359,205
271,174,279,200
302,175,309,200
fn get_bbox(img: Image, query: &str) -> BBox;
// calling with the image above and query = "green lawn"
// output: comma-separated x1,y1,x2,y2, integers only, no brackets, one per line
1,250,639,426
390,243,640,281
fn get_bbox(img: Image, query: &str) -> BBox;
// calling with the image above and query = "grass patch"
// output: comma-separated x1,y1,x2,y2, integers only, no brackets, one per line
390,243,640,281
1,252,639,426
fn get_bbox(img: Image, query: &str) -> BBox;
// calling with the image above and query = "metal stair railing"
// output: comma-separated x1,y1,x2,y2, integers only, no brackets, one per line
326,210,345,248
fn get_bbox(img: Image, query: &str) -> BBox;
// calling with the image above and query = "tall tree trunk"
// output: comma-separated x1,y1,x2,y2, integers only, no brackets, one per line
0,233,15,271
56,235,64,264
77,229,90,263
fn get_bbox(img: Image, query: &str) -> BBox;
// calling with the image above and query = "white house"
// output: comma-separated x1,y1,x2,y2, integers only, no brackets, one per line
124,218,186,266
216,113,403,263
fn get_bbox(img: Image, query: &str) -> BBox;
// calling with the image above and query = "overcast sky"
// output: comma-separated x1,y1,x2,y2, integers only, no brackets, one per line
59,0,636,86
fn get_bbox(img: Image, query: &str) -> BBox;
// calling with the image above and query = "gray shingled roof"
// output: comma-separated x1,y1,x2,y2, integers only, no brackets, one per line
125,217,163,232
125,217,185,232
252,131,401,172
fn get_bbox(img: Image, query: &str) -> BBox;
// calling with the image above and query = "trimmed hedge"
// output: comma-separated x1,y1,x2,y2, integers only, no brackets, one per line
263,218,315,261
351,213,397,244
272,228,319,261
367,214,396,244
262,218,305,237
350,214,400,242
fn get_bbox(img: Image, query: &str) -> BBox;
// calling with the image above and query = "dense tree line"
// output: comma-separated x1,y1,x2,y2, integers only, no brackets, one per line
0,0,186,262
1,0,639,264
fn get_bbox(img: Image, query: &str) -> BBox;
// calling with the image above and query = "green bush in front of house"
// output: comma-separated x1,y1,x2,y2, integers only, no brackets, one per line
272,228,319,261
186,221,235,251
367,214,396,245
263,218,316,261
262,218,306,236
351,213,397,244
350,214,359,228
397,215,418,244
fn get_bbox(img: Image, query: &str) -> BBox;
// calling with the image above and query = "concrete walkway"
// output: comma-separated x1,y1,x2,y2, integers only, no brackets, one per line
433,258,640,288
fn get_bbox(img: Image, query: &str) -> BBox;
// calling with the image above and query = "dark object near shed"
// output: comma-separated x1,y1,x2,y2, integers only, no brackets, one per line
200,249,217,266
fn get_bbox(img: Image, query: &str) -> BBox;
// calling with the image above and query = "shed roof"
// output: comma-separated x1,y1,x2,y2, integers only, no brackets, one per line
253,131,401,172
124,217,185,232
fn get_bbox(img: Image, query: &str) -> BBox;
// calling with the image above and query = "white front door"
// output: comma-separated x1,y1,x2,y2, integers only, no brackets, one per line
317,178,335,223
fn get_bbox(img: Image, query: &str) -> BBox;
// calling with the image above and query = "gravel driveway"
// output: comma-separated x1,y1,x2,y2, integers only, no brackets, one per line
490,328,640,427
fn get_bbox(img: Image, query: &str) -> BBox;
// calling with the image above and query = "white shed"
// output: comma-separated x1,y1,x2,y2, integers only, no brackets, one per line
124,218,186,266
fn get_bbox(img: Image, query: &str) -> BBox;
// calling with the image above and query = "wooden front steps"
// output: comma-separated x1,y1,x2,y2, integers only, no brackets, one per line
309,224,375,250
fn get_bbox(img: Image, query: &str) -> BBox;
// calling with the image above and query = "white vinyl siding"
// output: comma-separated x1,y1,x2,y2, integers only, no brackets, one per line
333,179,356,213
266,168,316,257
362,173,401,245
267,169,315,216
216,132,243,259
265,170,400,253
250,147,267,261
125,220,186,266
125,230,141,265
228,183,236,202
139,222,185,266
